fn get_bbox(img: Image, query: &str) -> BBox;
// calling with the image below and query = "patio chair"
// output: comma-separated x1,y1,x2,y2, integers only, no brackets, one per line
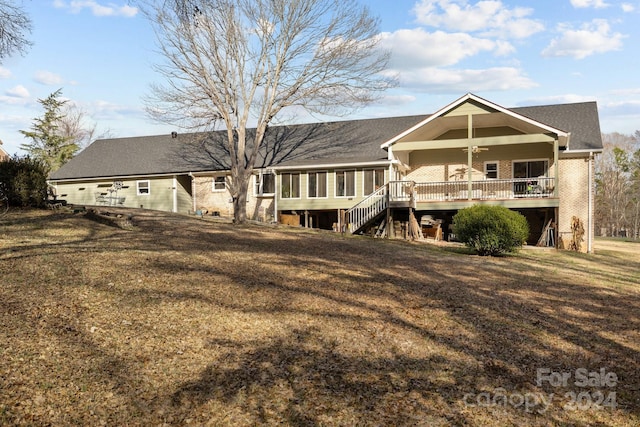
95,192,108,205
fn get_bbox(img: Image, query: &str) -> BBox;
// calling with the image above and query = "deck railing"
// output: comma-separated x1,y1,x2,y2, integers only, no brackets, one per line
413,177,555,202
346,184,388,233
346,177,556,234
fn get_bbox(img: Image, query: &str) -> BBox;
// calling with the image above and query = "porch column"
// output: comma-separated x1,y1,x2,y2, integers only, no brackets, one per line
553,139,559,197
467,114,473,200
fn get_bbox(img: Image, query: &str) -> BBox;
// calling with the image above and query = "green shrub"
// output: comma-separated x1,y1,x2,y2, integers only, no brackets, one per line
453,205,529,256
0,155,49,208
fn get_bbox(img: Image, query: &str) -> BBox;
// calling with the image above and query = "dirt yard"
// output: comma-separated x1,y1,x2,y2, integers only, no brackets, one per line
1,209,638,426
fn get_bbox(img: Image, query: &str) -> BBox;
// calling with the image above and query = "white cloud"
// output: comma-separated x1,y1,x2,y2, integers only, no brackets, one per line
520,94,597,106
34,70,64,85
53,1,138,17
379,94,417,106
609,88,640,96
0,86,31,106
413,0,544,39
90,100,144,120
570,0,610,8
396,66,537,93
0,66,11,79
621,3,635,12
541,20,625,59
6,85,30,98
379,28,510,69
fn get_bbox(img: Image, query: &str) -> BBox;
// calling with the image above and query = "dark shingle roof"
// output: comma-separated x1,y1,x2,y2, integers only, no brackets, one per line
511,102,603,151
50,115,426,180
50,101,602,181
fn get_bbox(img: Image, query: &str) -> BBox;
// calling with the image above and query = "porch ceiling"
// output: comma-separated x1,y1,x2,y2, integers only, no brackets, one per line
392,133,557,152
396,112,561,144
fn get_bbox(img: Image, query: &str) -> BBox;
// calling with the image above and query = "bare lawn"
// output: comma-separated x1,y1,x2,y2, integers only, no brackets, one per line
1,209,639,426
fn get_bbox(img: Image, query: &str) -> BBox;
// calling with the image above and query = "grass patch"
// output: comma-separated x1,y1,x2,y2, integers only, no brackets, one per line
1,209,639,426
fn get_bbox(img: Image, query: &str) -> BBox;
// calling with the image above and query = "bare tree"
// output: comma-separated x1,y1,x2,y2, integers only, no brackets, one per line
20,89,109,171
0,0,32,61
141,0,395,223
595,132,638,237
59,103,112,151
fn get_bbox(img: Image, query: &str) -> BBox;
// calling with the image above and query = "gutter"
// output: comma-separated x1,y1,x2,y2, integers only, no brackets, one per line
588,152,594,253
49,172,193,183
272,160,392,171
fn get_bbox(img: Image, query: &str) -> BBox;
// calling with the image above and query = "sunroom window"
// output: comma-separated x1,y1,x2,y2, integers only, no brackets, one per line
336,170,355,197
281,172,300,199
308,171,327,198
364,169,385,195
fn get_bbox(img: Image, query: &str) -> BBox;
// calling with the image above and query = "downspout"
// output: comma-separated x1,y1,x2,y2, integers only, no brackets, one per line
588,151,594,253
172,176,178,213
274,172,278,224
188,172,197,213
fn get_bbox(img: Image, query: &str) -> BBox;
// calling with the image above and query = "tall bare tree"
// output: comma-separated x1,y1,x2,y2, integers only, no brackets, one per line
141,0,395,223
595,132,640,238
0,0,32,62
59,103,112,151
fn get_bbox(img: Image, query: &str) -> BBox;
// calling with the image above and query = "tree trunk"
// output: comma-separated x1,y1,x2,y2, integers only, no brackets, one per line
232,172,250,224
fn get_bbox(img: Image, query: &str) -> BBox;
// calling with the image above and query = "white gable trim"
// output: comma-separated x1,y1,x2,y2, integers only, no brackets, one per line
381,93,569,149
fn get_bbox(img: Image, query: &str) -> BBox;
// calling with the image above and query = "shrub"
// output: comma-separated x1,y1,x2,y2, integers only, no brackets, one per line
0,155,49,208
452,205,529,256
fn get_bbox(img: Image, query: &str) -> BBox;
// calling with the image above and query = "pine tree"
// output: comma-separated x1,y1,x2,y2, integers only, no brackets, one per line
20,89,78,172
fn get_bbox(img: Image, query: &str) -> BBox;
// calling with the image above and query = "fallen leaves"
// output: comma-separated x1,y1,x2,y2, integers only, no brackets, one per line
0,209,638,426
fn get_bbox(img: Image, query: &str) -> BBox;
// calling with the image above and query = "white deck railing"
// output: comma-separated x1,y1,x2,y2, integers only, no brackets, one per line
413,177,555,202
345,177,556,234
346,184,388,233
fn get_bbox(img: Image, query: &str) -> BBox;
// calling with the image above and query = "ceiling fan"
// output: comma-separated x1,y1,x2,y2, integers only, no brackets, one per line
462,145,489,154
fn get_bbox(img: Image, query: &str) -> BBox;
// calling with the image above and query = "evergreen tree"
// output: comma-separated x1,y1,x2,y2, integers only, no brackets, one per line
20,89,78,172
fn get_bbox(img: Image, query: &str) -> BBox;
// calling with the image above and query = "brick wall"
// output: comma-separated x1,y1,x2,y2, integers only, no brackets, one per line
193,176,274,221
558,156,593,252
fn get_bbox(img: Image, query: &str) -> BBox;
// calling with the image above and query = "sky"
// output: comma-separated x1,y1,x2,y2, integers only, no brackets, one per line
1,0,640,155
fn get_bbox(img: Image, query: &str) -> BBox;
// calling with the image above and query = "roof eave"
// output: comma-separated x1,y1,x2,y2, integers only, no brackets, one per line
380,93,569,149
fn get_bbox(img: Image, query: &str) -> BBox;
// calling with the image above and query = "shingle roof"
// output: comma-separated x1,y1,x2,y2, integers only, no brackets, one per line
50,115,426,180
511,101,603,151
50,101,603,181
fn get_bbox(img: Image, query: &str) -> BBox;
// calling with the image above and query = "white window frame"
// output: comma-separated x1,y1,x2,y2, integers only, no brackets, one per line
254,171,276,196
136,180,150,196
212,176,226,192
335,170,356,198
363,168,385,195
484,161,499,180
281,172,301,199
307,171,328,199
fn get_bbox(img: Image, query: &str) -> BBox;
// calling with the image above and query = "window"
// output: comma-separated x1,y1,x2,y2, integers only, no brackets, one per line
513,160,548,179
364,168,385,195
212,176,226,191
281,172,300,199
484,162,498,179
308,171,327,198
336,170,355,197
513,159,549,196
136,180,150,195
255,171,275,195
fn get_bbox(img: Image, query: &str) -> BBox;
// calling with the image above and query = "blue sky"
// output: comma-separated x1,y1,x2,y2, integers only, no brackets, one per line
1,0,639,155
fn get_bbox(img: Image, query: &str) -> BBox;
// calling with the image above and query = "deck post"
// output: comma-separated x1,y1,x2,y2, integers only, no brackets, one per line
467,114,473,200
553,139,559,198
386,186,391,238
